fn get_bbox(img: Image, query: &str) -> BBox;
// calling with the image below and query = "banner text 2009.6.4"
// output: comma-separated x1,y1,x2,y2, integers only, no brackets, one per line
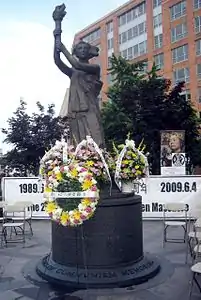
160,181,197,193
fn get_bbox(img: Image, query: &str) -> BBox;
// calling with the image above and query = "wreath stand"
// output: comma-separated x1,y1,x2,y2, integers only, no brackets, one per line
36,185,160,288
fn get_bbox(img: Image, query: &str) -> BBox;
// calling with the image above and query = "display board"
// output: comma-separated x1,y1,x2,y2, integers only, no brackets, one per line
160,130,186,175
1,177,47,218
2,176,201,219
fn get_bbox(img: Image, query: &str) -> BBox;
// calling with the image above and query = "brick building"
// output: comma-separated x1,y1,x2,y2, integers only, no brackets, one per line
73,0,201,113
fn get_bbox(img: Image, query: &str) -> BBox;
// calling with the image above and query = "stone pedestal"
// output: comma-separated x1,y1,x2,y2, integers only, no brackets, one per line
36,189,160,288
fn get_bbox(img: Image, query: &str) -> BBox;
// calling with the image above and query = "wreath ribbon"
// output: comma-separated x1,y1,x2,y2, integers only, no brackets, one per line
51,191,99,198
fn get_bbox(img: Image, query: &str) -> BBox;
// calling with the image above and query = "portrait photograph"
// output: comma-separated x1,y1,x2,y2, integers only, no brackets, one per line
160,130,185,167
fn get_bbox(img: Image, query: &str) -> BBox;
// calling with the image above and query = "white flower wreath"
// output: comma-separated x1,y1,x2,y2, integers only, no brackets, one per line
44,163,99,226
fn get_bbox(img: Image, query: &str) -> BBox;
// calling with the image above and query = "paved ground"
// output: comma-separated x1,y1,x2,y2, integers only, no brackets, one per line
0,220,200,300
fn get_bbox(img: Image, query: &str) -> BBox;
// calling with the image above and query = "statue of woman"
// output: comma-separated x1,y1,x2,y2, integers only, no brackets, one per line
52,4,105,147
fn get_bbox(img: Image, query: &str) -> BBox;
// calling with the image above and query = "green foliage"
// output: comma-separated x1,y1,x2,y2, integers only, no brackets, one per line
2,99,66,175
102,101,133,146
56,178,82,211
57,178,82,193
102,55,201,174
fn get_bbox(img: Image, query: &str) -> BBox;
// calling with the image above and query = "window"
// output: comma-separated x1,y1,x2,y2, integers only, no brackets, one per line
120,48,135,60
107,38,113,50
122,32,127,43
139,40,147,55
195,16,201,33
139,61,148,74
120,41,147,61
171,23,187,43
122,49,128,59
133,25,138,37
138,22,144,35
119,14,126,26
170,1,186,20
154,33,163,49
196,39,201,56
118,2,146,26
154,53,164,69
128,28,133,40
126,10,132,23
153,13,162,28
153,0,162,8
197,64,201,79
133,44,139,57
119,22,146,44
198,87,201,103
194,0,201,10
106,21,113,33
134,21,146,37
82,28,101,43
173,67,189,83
138,2,145,16
138,22,146,35
172,44,188,64
127,47,133,60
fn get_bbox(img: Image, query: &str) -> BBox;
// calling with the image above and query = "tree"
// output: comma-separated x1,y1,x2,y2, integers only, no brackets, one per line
102,55,201,174
2,100,66,175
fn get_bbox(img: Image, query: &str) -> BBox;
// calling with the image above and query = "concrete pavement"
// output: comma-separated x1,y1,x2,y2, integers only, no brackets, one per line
0,220,200,300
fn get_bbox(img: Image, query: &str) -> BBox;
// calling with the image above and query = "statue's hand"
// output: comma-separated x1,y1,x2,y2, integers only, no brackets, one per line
55,41,66,53
54,38,66,53
52,3,66,21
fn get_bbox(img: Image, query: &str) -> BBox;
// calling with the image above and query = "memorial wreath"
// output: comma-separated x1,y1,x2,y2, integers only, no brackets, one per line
43,162,99,226
114,138,149,191
39,140,99,227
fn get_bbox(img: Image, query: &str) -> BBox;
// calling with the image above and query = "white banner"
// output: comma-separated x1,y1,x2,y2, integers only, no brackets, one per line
2,176,201,219
134,175,201,218
2,177,47,219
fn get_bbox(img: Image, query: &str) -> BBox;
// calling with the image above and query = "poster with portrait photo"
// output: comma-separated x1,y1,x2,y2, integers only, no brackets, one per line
160,130,186,175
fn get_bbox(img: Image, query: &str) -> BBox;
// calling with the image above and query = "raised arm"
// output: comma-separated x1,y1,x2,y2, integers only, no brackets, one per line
52,4,72,78
60,43,100,75
53,32,73,78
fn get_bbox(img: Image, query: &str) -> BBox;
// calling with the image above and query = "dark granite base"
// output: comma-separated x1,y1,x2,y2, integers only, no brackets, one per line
35,193,160,289
36,253,160,289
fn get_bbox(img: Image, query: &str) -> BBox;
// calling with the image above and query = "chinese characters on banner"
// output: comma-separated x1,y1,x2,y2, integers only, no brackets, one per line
160,130,186,176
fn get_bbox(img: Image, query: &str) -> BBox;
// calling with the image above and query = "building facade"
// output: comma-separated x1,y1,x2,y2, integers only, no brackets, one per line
73,0,201,114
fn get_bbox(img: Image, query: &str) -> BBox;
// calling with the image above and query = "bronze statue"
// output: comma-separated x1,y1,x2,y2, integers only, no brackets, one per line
53,4,105,147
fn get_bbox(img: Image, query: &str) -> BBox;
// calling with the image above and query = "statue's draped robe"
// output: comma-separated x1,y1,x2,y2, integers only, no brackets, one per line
64,68,105,147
